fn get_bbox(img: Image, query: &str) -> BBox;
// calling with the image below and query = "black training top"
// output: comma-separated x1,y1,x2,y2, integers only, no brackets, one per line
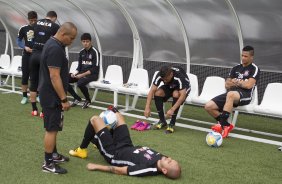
17,24,34,53
76,46,100,75
153,66,191,91
32,18,59,51
113,146,163,177
38,37,69,108
227,63,260,94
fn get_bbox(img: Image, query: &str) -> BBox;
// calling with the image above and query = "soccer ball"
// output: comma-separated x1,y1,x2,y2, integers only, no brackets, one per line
99,110,117,129
206,131,223,147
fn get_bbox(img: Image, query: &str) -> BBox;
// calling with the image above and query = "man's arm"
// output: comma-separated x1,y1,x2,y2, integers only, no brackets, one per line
87,163,128,175
49,67,70,111
226,77,256,90
166,89,187,117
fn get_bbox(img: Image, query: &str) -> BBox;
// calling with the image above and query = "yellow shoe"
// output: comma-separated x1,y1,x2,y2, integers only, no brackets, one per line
69,147,88,159
153,121,167,130
165,125,174,134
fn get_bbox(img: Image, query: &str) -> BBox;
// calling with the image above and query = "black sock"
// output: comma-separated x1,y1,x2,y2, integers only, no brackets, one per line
45,152,53,165
169,98,180,126
23,92,27,97
31,102,37,111
215,115,221,122
219,111,230,127
68,85,82,101
79,86,90,101
154,96,166,124
80,121,95,149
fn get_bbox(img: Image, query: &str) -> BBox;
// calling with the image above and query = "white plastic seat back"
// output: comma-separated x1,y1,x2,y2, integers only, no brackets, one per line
235,86,258,112
254,83,282,117
2,55,22,74
192,76,226,104
104,65,123,85
186,73,199,102
0,54,11,69
69,61,78,73
127,68,149,89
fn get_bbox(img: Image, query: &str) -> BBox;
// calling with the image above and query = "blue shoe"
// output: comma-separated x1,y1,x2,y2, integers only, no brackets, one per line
21,97,28,104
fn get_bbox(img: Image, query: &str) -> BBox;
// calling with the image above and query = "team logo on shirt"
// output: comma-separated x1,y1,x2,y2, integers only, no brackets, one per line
144,153,152,160
243,70,250,77
88,54,92,59
82,61,92,65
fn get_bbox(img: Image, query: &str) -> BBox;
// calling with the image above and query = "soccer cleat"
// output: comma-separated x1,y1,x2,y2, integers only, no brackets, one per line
222,124,234,138
153,121,167,130
21,97,28,104
131,120,143,130
53,153,70,163
40,112,44,118
82,100,91,109
165,125,174,134
42,162,67,174
135,122,151,131
211,122,223,133
107,105,119,113
31,110,38,116
69,147,88,159
278,146,282,151
70,99,81,107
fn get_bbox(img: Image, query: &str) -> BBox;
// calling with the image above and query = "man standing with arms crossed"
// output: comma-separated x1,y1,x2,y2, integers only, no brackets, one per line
39,22,77,174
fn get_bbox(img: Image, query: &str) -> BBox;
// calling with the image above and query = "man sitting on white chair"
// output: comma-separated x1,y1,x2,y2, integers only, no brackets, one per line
204,46,260,138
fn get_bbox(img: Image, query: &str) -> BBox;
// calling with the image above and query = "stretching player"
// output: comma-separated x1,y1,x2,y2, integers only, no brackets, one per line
29,11,60,117
16,11,38,104
205,46,260,138
69,107,181,179
144,66,191,134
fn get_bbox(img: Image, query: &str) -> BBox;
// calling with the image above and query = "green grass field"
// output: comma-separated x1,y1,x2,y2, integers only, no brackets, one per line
0,91,282,184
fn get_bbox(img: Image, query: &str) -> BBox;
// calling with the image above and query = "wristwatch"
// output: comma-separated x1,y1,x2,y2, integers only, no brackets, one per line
61,98,68,103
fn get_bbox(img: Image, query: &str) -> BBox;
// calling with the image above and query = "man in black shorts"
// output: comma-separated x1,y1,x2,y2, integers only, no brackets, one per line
144,66,191,134
16,11,38,104
205,46,260,138
68,33,100,109
69,107,181,179
38,22,77,174
29,11,60,117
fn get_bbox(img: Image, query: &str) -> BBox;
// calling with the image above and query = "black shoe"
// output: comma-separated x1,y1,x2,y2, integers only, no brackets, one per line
70,99,81,107
278,146,282,151
53,153,70,163
42,162,67,174
82,100,91,109
107,105,119,113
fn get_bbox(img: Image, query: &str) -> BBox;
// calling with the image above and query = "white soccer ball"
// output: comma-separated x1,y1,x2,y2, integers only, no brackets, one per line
206,131,223,148
99,110,117,129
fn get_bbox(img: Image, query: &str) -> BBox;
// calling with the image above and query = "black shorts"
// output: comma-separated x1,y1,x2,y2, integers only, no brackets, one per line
42,106,64,131
159,85,189,103
212,90,252,111
94,124,133,163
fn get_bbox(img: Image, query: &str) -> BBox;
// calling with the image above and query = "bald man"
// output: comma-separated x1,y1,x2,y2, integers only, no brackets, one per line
38,22,77,174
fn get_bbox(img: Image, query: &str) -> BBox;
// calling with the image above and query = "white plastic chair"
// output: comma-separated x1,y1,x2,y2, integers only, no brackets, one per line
89,65,123,106
0,54,11,70
117,68,149,110
191,76,226,105
254,83,282,118
0,55,22,91
69,61,79,92
139,71,161,96
177,73,199,118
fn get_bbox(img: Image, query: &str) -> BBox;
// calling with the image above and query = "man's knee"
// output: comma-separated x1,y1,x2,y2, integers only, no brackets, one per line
226,91,240,101
155,89,165,97
205,100,216,111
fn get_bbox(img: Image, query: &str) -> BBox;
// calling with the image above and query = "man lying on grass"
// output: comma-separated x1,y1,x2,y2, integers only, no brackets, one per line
69,107,181,179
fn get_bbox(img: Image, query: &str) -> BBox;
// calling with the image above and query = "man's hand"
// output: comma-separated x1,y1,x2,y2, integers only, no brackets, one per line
166,108,175,118
87,163,99,171
61,101,70,111
144,107,151,118
24,46,32,53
